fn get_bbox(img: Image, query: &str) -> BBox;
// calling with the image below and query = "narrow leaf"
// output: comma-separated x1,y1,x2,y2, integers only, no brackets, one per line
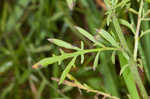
75,26,104,47
32,52,78,69
128,8,138,15
66,0,76,10
111,51,116,64
120,64,129,76
93,52,100,70
140,29,150,38
48,38,80,50
59,57,77,84
0,61,13,73
81,41,84,64
119,19,135,34
97,29,119,47
32,47,117,69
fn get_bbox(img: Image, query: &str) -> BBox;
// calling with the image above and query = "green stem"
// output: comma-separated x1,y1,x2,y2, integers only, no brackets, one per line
118,53,140,99
33,47,120,68
133,0,143,60
112,15,148,99
112,16,130,53
129,58,148,99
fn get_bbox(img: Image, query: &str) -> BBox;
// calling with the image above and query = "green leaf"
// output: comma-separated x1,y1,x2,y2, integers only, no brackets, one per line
75,26,104,47
128,8,138,15
59,57,77,84
111,51,116,64
106,11,112,26
32,47,118,69
140,29,150,38
120,64,129,76
48,38,80,50
32,52,78,69
50,12,64,21
93,52,100,70
116,0,130,8
81,41,84,64
118,53,140,99
119,19,135,34
0,61,13,73
97,29,119,47
66,0,76,10
112,16,129,52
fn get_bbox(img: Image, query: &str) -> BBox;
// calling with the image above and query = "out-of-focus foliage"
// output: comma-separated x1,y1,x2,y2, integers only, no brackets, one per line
0,0,105,98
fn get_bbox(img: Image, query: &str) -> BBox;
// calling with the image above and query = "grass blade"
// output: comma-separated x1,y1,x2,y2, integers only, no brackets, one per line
97,29,119,47
93,52,100,70
48,38,80,50
75,26,104,47
59,56,76,84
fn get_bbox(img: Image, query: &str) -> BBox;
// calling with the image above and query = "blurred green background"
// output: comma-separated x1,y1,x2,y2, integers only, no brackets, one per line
0,0,106,99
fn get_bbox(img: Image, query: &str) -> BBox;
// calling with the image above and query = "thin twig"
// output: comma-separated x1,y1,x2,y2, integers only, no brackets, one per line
51,77,120,99
133,0,143,60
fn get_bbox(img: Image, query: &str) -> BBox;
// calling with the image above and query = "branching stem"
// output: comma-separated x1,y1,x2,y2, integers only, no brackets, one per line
133,0,143,60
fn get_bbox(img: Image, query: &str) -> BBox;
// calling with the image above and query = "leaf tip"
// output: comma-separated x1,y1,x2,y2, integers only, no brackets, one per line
32,64,42,69
47,38,53,43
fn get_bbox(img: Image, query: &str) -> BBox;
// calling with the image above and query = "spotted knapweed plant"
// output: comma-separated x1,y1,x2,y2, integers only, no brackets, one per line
33,0,150,99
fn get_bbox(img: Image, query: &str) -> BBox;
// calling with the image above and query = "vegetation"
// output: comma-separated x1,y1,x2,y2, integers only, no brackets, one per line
1,0,150,99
